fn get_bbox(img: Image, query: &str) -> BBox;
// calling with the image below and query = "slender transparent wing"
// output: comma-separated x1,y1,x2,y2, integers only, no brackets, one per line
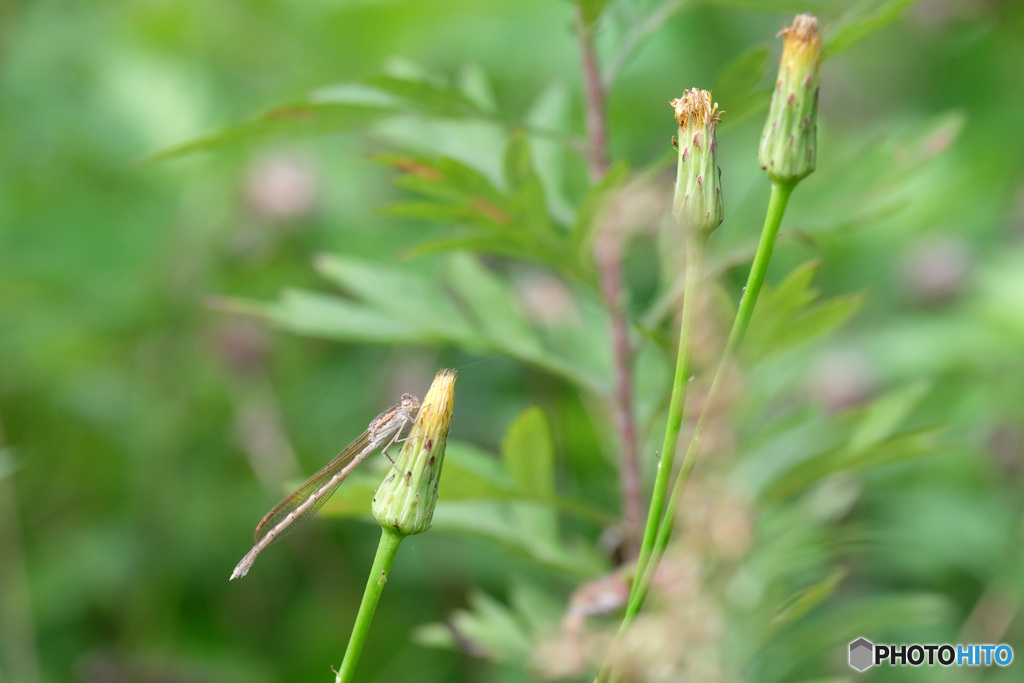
253,429,374,545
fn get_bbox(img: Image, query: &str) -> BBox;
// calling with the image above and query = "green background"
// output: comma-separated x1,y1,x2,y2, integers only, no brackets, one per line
2,1,1023,681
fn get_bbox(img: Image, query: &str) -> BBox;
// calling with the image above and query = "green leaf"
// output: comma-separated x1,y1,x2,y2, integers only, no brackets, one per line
745,261,865,361
502,407,559,544
526,81,574,224
847,380,931,454
713,45,771,126
570,159,630,250
770,569,847,632
412,589,532,661
429,500,607,577
578,0,611,26
269,289,429,344
502,407,556,496
362,73,487,118
142,102,393,163
826,0,921,58
503,132,534,192
445,253,544,357
312,254,480,346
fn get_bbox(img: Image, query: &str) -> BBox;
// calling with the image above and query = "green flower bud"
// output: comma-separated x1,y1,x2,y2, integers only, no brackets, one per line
759,13,821,184
372,369,456,536
671,89,724,238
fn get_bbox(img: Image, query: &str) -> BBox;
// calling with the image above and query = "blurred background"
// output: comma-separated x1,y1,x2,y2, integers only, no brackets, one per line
2,0,1023,681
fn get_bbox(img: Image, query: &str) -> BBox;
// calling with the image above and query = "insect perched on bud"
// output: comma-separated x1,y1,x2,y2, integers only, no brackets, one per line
759,13,821,184
372,369,456,536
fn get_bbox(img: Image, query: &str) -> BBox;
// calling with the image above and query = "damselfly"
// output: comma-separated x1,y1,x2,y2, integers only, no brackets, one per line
230,393,420,580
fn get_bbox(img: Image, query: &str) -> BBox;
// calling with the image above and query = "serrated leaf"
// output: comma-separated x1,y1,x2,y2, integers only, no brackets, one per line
429,500,606,577
142,102,393,163
745,261,864,360
758,294,865,359
363,73,487,118
763,425,943,503
269,289,429,344
848,380,931,454
312,254,480,346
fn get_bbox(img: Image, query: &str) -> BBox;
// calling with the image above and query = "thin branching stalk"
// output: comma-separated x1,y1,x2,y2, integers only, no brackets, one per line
575,3,644,554
627,180,794,616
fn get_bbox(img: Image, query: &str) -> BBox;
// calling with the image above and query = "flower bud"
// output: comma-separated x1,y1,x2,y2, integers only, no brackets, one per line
759,13,821,184
671,89,724,238
372,370,456,536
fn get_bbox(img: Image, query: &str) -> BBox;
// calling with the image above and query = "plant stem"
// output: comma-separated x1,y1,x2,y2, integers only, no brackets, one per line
575,7,608,181
625,233,706,615
575,3,643,554
628,180,795,615
597,241,644,557
595,234,706,683
335,528,404,683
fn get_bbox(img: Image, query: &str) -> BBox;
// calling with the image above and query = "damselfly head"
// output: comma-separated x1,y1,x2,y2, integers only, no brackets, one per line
399,392,420,414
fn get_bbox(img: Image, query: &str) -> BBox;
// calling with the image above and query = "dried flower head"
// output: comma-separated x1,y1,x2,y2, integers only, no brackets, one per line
759,13,821,183
670,89,724,238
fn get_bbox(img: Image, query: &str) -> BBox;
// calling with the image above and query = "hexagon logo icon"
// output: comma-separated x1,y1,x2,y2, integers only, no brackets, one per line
849,637,874,671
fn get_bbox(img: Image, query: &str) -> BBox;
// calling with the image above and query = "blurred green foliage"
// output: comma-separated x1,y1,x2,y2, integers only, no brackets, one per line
2,0,1024,681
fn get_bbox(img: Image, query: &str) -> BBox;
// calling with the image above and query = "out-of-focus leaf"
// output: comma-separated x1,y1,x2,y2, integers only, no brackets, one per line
847,380,930,454
764,425,943,503
142,102,393,163
745,261,865,361
376,153,506,206
602,0,689,88
269,289,430,344
445,253,544,357
502,407,558,543
502,407,556,496
578,0,611,26
412,589,532,662
713,45,771,126
756,593,951,683
429,500,607,577
826,0,921,58
526,81,574,223
456,63,499,114
0,447,17,481
502,133,559,243
769,569,846,632
570,159,630,250
363,73,488,118
313,254,480,345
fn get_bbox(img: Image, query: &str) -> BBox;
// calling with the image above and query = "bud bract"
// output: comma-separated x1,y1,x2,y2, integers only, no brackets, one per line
671,89,724,238
759,13,821,184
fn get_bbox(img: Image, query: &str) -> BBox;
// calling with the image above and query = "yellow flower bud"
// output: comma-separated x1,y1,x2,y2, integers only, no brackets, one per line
372,370,456,536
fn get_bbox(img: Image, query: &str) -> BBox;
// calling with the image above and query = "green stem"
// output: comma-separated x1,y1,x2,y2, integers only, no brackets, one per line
630,234,706,602
335,528,404,683
595,234,706,683
629,181,795,615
